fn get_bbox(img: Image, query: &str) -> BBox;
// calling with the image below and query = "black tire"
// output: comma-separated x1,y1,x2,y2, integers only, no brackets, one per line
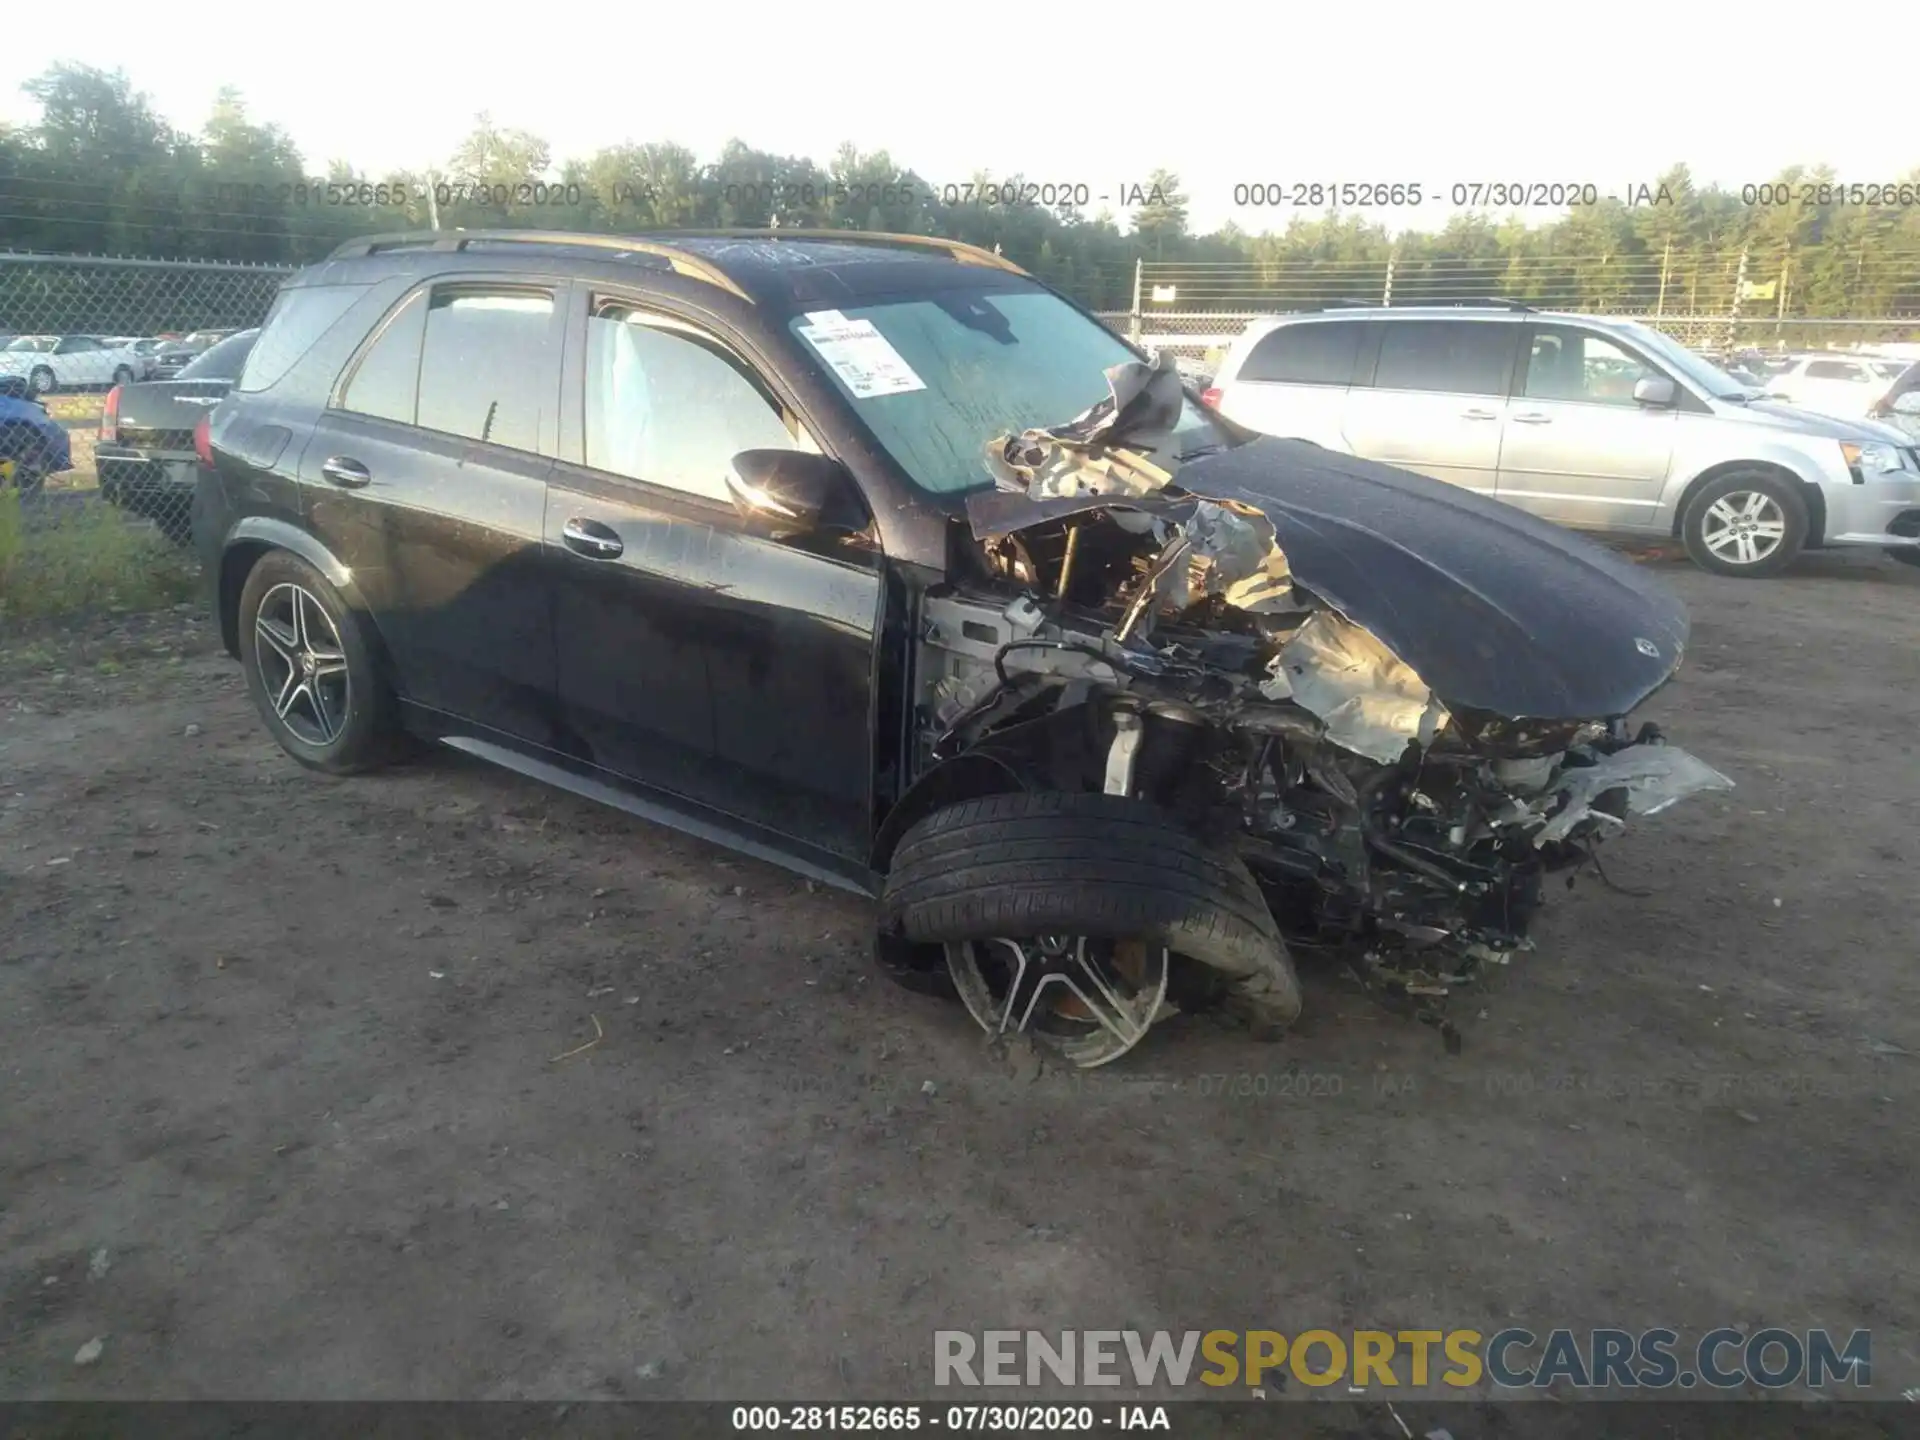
880,791,1303,1034
237,550,402,775
27,366,55,399
112,365,134,386
1890,548,1920,570
1681,469,1807,577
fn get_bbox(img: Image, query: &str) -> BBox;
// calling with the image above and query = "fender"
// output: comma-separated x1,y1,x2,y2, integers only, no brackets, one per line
216,516,384,659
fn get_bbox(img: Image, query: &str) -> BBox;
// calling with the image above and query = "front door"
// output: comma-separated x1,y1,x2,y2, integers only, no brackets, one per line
299,279,566,744
1339,318,1519,495
547,299,882,863
1495,324,1677,533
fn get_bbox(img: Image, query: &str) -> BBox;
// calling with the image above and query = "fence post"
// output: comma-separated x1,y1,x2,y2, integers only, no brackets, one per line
1655,240,1671,318
1776,245,1791,342
426,173,442,231
1381,250,1395,308
1725,246,1748,352
1128,257,1143,344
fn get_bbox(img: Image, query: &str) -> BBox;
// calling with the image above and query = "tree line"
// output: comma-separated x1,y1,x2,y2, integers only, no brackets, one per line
3,64,1918,316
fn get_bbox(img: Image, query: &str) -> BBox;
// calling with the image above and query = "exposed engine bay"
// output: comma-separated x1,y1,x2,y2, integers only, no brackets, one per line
911,356,1734,1014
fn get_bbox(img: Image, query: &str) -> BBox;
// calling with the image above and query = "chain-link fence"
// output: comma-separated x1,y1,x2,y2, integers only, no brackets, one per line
1104,246,1920,367
1,254,292,603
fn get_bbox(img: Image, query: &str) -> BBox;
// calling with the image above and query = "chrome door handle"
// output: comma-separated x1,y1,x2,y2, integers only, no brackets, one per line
1461,408,1500,421
1511,412,1554,424
320,456,371,488
562,517,624,559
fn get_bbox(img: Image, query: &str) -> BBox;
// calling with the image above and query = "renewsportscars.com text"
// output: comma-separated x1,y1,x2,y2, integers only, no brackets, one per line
934,1327,1871,1391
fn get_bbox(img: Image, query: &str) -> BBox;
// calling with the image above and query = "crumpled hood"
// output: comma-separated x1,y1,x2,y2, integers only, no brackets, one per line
1173,439,1691,721
1730,400,1911,442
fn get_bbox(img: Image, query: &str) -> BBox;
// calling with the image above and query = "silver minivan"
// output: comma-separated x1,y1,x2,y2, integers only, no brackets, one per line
1205,303,1920,576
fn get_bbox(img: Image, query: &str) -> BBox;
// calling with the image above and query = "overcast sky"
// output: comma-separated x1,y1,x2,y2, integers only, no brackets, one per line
3,0,1912,236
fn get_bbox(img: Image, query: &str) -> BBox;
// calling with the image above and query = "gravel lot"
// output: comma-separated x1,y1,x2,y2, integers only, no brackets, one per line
3,549,1917,1403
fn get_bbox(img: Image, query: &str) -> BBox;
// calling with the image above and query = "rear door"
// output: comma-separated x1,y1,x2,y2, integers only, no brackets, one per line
1494,323,1677,532
300,278,566,744
545,294,882,865
1339,319,1519,495
1217,319,1367,445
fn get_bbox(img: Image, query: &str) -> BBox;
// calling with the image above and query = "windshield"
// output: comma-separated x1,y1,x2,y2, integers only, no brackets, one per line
6,336,54,353
1616,322,1753,398
787,287,1223,495
179,330,258,379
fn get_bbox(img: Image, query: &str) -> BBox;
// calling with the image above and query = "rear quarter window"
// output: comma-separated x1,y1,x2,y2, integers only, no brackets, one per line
239,284,369,394
1238,322,1364,385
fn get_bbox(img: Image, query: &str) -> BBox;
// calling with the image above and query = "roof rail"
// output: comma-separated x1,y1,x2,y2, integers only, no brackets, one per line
324,230,754,303
1419,297,1536,312
645,228,1030,277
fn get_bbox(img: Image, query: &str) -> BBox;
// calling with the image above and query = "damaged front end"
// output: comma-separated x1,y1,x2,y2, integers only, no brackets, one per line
913,356,1733,1017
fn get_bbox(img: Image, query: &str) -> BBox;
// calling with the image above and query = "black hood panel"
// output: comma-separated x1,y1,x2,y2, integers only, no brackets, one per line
1174,439,1689,720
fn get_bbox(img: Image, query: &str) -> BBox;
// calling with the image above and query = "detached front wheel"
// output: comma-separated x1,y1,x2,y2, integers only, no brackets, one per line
880,791,1303,1067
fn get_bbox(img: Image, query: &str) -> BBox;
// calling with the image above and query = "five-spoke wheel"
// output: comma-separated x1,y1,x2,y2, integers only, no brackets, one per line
252,581,352,747
946,935,1170,1068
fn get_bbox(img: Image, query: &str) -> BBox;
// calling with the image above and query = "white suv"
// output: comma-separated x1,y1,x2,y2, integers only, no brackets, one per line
1760,353,1907,418
1205,304,1920,577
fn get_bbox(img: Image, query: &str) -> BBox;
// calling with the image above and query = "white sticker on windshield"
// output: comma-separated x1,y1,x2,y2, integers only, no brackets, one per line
797,316,926,399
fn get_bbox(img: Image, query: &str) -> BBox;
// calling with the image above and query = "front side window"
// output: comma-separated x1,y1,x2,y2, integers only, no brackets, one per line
786,286,1223,496
1372,321,1515,396
241,283,368,393
1240,321,1364,385
584,306,804,501
1523,327,1661,406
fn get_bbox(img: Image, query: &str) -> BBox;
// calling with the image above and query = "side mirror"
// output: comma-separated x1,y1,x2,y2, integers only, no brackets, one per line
1891,391,1920,417
725,450,865,535
1633,376,1678,408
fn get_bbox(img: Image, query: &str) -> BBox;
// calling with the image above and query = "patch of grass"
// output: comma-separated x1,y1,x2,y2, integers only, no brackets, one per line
0,489,199,623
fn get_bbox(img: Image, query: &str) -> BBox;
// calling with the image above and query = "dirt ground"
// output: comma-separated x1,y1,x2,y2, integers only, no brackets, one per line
3,547,1918,1404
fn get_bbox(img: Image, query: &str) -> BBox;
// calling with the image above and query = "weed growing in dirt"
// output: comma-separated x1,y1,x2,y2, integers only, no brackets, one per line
0,489,199,622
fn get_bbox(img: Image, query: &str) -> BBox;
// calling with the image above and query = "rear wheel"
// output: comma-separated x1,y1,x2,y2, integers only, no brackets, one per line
238,551,402,774
880,791,1303,1066
27,366,55,399
1681,470,1807,577
111,365,134,386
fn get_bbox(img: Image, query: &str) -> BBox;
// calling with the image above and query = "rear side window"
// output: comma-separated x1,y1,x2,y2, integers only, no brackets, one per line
338,287,556,455
240,284,367,393
1238,321,1363,385
1805,360,1863,381
1373,321,1515,396
341,295,428,424
416,290,555,453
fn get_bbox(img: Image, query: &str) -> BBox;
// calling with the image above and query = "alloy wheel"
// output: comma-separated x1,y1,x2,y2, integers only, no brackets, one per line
945,935,1169,1068
253,582,352,746
1700,490,1787,566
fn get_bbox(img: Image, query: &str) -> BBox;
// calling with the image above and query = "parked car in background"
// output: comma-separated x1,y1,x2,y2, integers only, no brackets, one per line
98,329,258,542
151,329,241,379
0,387,74,493
1206,304,1920,577
1760,352,1907,417
0,334,152,396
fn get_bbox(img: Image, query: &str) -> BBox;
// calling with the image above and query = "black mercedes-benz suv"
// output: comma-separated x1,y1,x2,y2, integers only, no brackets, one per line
195,228,1730,1067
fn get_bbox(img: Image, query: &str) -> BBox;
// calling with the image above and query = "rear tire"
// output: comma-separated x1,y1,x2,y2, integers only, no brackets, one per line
238,551,402,775
1681,470,1807,577
112,365,134,386
27,366,55,399
880,791,1303,1041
